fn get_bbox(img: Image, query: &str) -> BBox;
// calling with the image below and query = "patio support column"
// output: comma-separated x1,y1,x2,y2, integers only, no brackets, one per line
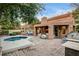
34,27,37,36
48,25,54,39
68,25,73,33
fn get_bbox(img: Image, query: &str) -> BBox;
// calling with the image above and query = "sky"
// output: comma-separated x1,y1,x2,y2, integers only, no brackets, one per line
36,3,74,21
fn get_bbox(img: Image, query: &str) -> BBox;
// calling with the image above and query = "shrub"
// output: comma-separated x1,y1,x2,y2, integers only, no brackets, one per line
9,32,21,36
0,30,9,35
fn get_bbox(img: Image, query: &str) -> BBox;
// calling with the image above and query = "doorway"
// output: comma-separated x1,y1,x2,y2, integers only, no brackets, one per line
54,25,68,38
54,26,59,37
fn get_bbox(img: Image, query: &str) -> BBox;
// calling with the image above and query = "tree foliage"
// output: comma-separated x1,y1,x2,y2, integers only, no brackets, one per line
72,3,79,31
71,3,79,19
0,3,43,29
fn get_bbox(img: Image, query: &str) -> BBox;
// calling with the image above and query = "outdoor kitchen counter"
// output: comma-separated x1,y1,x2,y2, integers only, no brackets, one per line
62,41,79,56
63,41,79,51
66,39,79,42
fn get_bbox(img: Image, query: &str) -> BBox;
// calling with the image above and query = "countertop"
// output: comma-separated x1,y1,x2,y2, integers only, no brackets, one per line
62,41,79,51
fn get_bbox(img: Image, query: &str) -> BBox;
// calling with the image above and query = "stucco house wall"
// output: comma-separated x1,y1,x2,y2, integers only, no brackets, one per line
34,13,75,39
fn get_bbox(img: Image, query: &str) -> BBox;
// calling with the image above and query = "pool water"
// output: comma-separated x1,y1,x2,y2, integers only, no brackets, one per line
4,36,27,41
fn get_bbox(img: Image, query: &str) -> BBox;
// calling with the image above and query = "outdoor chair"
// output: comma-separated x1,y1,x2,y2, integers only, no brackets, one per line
40,33,48,39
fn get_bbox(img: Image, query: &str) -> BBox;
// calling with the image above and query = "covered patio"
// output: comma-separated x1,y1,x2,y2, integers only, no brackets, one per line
34,13,75,39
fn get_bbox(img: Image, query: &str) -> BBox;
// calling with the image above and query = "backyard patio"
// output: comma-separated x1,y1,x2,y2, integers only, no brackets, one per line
3,36,65,56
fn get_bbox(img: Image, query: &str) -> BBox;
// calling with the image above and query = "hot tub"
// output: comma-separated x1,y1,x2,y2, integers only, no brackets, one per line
1,35,34,54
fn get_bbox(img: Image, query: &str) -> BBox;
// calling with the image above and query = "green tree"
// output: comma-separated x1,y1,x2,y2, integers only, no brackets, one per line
71,3,79,31
0,3,44,30
31,17,40,25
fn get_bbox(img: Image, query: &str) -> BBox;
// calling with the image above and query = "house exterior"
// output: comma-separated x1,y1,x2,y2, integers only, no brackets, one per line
20,23,34,34
34,13,75,39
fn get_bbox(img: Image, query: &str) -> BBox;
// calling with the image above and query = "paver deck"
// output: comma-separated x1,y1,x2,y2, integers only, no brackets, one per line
2,36,65,56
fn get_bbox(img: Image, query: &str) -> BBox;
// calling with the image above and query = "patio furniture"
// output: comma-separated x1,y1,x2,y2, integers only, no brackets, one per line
62,32,79,43
40,33,48,39
27,31,33,35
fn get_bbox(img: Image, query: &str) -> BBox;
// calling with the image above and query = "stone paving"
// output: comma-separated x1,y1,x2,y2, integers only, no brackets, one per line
3,36,65,56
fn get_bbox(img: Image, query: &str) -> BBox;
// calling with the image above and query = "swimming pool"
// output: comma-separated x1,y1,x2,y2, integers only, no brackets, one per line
4,36,27,41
